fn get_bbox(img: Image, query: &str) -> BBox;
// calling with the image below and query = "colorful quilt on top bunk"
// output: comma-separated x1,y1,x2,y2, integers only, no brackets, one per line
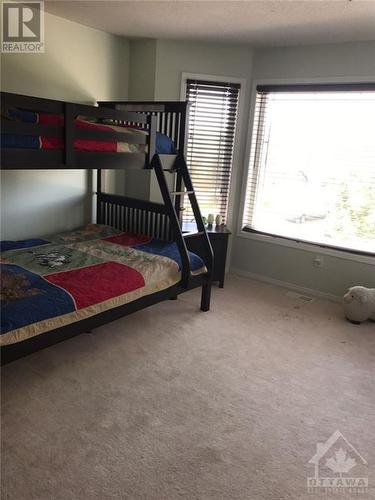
1,108,176,154
0,224,206,346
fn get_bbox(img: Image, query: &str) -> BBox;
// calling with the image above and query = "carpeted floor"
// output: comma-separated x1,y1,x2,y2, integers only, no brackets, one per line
1,275,374,500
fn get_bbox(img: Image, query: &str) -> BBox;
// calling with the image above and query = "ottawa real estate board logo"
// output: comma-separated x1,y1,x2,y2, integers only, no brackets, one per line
307,430,368,495
2,1,44,53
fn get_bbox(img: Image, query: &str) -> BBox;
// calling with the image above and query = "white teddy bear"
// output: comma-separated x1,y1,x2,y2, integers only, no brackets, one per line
343,286,375,324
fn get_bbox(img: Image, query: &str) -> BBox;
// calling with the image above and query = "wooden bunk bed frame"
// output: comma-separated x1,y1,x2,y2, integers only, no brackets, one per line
0,92,213,365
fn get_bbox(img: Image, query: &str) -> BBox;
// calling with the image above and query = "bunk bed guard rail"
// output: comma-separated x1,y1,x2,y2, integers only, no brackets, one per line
1,92,158,169
97,101,189,155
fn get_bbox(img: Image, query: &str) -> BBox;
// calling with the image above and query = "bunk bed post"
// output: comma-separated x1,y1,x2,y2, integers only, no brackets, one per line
64,103,75,166
146,115,157,166
179,101,189,156
96,169,103,224
200,282,212,312
174,174,182,224
174,102,189,224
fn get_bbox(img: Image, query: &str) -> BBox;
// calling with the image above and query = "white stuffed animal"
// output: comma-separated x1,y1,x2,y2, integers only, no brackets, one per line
343,286,375,324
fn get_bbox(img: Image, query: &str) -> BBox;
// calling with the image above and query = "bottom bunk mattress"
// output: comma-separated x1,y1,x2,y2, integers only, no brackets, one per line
0,224,206,346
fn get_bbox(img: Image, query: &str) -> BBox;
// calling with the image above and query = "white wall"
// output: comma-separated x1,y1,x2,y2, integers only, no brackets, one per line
1,12,129,240
154,40,253,100
231,41,375,297
127,39,254,206
152,40,254,209
129,39,157,100
252,41,375,80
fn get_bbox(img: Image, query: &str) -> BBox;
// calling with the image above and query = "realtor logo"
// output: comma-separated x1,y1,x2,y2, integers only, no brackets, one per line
1,1,44,53
307,430,368,495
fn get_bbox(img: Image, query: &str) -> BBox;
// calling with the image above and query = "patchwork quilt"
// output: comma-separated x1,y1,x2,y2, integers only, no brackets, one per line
2,108,176,154
1,224,206,346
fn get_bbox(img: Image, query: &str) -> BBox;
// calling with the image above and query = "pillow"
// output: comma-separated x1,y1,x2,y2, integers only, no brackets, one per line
156,132,176,154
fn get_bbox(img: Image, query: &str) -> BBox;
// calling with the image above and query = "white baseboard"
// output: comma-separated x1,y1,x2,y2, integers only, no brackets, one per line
230,267,342,303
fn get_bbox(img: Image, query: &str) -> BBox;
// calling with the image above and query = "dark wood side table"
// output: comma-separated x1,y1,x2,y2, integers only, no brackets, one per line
182,223,231,288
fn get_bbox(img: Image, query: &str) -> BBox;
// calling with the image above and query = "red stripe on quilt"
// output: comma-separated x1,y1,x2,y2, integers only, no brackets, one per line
103,233,152,247
38,113,64,126
36,116,142,152
45,262,145,309
41,136,117,152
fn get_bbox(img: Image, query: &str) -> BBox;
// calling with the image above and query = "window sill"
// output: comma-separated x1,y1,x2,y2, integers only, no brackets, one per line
237,229,375,266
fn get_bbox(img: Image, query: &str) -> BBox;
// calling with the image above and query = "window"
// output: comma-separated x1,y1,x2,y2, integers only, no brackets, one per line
242,84,375,255
185,78,241,223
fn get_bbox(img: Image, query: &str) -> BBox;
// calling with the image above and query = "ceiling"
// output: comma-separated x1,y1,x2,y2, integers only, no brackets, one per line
44,0,375,47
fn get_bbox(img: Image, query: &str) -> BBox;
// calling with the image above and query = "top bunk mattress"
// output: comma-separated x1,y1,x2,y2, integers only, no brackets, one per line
0,224,206,346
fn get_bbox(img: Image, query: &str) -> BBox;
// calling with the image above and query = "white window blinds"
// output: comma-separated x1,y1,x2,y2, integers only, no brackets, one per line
242,84,375,255
185,79,241,223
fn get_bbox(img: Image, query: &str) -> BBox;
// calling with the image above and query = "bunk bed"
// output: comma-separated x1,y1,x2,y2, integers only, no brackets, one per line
1,92,213,365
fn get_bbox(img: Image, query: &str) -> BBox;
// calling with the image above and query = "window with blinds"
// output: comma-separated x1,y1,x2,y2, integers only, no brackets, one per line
242,84,375,255
184,79,241,223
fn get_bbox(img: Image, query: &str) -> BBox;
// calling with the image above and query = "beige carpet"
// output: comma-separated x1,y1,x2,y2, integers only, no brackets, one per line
1,275,374,500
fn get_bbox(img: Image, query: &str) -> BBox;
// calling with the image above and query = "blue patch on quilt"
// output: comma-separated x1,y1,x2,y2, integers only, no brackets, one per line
1,134,40,149
0,264,75,335
7,108,38,123
2,132,176,154
1,239,49,252
135,239,204,272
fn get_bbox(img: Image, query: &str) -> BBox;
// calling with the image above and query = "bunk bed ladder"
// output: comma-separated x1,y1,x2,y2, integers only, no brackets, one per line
152,154,191,289
177,154,214,312
151,154,214,311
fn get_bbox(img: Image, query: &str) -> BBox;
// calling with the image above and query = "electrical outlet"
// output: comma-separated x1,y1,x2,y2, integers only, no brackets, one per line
313,256,324,268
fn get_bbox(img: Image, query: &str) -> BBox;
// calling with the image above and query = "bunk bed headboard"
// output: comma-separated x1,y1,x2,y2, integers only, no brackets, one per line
97,192,172,240
97,101,189,155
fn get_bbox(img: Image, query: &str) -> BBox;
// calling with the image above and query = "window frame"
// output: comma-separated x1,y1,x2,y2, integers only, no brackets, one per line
238,77,375,266
180,72,247,231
